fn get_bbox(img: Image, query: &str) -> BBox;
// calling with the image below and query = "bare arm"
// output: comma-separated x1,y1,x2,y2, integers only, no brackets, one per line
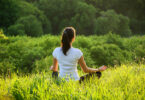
50,57,58,72
78,56,107,73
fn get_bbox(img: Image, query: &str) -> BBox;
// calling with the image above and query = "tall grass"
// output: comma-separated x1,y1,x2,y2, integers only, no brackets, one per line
0,64,144,100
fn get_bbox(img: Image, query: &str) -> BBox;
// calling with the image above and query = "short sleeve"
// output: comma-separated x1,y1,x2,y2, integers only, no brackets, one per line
76,49,83,59
52,48,58,58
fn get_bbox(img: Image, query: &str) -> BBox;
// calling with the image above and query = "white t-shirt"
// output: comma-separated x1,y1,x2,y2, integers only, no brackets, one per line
52,47,83,81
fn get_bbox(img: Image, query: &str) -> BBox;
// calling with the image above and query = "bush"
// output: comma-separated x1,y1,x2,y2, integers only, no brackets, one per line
0,61,15,77
80,48,95,68
0,29,8,40
0,29,9,43
105,33,125,49
39,35,60,55
73,36,92,48
0,34,145,73
7,38,45,73
33,56,53,73
91,44,125,66
135,44,145,61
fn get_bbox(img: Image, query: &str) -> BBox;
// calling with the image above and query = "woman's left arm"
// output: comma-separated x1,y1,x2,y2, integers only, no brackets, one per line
50,58,58,72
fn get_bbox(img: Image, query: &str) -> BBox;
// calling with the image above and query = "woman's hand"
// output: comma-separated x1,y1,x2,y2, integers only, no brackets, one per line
98,65,107,71
50,58,58,72
50,65,53,70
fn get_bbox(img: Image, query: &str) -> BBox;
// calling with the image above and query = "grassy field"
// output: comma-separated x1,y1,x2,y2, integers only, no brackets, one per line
0,64,145,100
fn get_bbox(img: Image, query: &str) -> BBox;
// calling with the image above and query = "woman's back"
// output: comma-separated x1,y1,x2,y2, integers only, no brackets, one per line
52,47,83,80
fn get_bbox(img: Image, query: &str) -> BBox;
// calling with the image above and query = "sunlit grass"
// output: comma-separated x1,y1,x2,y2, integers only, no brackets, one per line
0,64,145,100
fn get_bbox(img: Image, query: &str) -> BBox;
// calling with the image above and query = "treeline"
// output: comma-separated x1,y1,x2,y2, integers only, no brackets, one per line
0,32,145,75
0,0,145,36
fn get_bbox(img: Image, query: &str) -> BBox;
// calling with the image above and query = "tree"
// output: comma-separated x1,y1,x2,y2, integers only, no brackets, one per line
0,0,19,28
70,2,96,35
95,10,131,36
8,24,25,36
37,0,96,35
85,0,145,34
16,15,43,37
17,1,51,34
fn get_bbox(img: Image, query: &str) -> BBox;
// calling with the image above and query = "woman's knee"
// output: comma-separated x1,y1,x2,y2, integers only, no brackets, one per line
96,72,102,78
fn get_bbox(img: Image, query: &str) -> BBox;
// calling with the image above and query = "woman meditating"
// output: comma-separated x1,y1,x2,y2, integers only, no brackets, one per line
50,27,107,83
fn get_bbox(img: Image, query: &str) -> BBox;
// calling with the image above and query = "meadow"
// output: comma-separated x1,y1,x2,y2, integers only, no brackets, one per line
0,33,145,100
1,0,145,99
0,64,145,100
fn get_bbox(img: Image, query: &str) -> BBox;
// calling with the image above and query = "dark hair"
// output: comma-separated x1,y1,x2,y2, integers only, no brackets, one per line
61,27,75,55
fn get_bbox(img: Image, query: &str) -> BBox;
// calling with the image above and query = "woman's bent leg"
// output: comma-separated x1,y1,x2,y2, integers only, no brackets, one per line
79,72,102,83
52,71,59,78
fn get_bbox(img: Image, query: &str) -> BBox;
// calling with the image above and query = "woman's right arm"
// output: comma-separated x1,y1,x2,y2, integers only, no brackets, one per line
78,56,107,73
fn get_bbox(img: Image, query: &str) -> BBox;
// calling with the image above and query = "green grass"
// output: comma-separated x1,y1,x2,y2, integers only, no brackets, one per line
0,64,145,100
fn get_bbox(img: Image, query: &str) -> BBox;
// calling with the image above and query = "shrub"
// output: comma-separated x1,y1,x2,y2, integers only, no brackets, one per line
73,36,92,48
33,56,53,73
135,44,145,62
105,33,125,49
91,44,125,66
0,61,15,77
0,29,9,43
0,29,8,40
39,35,60,55
79,48,95,68
0,34,145,73
7,38,45,73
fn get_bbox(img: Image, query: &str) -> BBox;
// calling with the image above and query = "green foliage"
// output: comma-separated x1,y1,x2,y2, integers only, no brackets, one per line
70,2,96,35
8,24,25,36
130,18,145,34
0,34,145,73
33,56,53,73
105,33,125,49
135,44,145,63
117,14,132,36
16,15,43,37
95,10,131,36
0,0,19,28
7,38,45,73
0,29,9,44
37,0,96,35
1,0,145,35
91,44,124,66
17,1,52,34
0,29,8,40
85,0,145,34
0,61,15,76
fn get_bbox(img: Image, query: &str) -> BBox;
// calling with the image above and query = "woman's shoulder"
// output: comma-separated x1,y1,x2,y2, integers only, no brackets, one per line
72,47,83,58
72,47,82,52
53,47,61,51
